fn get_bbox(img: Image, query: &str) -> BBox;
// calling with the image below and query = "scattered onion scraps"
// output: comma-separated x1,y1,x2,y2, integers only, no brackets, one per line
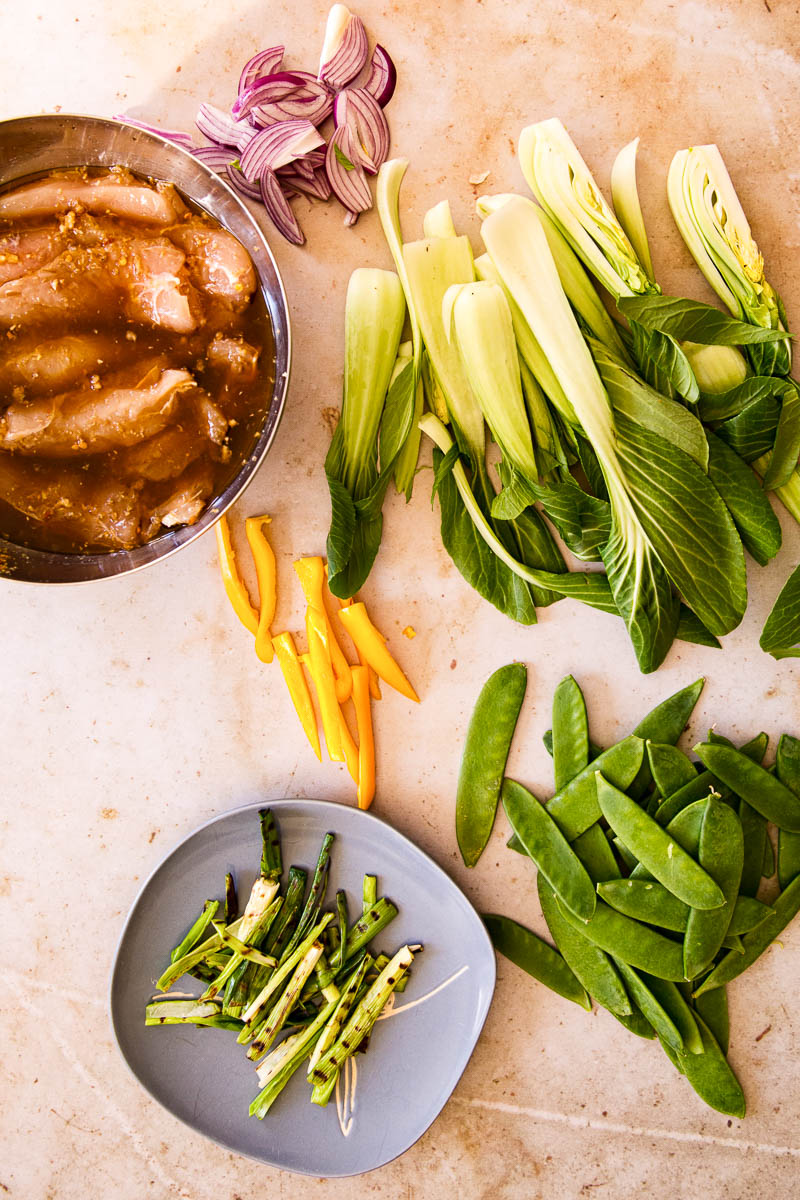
116,5,396,246
214,514,418,809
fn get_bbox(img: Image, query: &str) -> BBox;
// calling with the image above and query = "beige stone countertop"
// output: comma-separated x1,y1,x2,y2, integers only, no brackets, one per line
2,1,800,1196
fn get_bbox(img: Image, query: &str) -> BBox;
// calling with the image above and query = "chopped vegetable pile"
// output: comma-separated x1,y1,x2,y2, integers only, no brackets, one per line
326,124,799,672
147,808,417,1118
458,669,800,1118
215,513,417,808
117,5,396,245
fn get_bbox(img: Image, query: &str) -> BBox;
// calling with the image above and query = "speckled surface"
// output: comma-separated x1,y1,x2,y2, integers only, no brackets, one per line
2,2,800,1197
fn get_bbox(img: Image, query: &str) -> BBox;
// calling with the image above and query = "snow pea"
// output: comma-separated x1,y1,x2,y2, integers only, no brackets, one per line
693,742,800,831
503,779,596,920
457,663,527,867
693,987,729,1055
596,775,725,910
644,973,703,1054
628,678,705,797
671,1014,746,1118
683,797,743,979
631,796,710,880
727,896,776,936
612,1008,656,1039
555,895,686,981
572,823,619,884
546,735,645,841
611,836,639,873
484,912,590,1009
694,872,800,995
552,675,589,791
598,879,690,932
538,876,631,1016
776,734,800,888
739,799,769,897
655,732,768,827
614,960,685,1053
543,729,603,761
647,741,697,799
762,833,776,879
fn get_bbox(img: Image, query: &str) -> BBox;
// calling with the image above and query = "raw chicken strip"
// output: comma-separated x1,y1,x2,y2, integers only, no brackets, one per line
206,336,259,382
0,246,120,327
0,176,183,224
0,454,142,549
114,426,207,483
0,226,64,284
108,238,198,333
167,219,256,306
0,333,128,396
146,460,215,532
1,366,195,456
191,390,228,444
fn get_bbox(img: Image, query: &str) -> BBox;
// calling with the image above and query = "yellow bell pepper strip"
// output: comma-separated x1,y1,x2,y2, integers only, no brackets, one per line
295,556,352,703
338,602,419,703
271,633,321,761
333,590,382,700
306,607,344,761
245,515,277,664
352,665,376,810
215,515,258,635
338,705,360,786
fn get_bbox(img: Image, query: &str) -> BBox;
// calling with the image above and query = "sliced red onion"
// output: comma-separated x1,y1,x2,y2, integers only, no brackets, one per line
277,163,332,201
113,115,197,149
260,169,304,245
333,87,389,175
240,120,325,181
318,5,369,89
192,144,235,170
325,124,372,212
196,103,254,151
238,46,284,97
304,146,327,168
249,80,335,127
233,72,309,119
224,163,262,201
343,209,359,227
363,45,397,107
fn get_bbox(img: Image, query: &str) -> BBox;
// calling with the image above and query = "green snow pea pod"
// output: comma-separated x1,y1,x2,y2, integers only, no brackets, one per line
683,797,743,979
611,1008,656,1039
693,742,800,831
484,913,590,1009
457,663,528,867
546,735,645,841
631,796,711,880
552,675,589,791
692,986,729,1055
644,973,703,1054
543,729,604,762
596,775,725,910
611,836,639,873
739,799,769,897
647,741,697,799
538,876,631,1016
762,833,776,879
727,895,776,936
776,734,800,888
613,960,684,1053
694,872,800,996
598,879,689,932
628,678,705,797
555,895,686,981
503,779,596,920
572,823,619,884
655,732,768,827
673,1014,746,1118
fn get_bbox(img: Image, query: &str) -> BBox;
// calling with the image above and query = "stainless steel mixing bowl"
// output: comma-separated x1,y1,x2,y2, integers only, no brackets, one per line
0,113,291,583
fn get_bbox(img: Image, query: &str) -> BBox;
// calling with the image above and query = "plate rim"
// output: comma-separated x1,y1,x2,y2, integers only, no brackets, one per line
108,797,497,1178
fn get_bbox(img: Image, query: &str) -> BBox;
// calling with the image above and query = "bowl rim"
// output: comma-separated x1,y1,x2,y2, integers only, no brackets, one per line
0,112,292,584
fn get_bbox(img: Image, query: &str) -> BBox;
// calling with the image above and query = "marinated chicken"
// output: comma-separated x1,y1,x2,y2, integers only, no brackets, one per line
0,167,273,553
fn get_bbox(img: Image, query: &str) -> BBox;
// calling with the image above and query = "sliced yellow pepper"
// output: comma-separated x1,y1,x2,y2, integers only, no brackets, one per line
272,633,321,761
338,704,360,785
339,602,419,703
245,514,277,664
294,556,352,703
215,516,258,635
352,665,376,810
334,590,381,700
306,607,344,761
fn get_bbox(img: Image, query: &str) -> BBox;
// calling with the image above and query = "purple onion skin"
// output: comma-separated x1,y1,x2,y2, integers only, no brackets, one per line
238,45,284,97
325,124,372,212
363,45,397,107
332,87,389,175
260,169,305,245
224,163,262,201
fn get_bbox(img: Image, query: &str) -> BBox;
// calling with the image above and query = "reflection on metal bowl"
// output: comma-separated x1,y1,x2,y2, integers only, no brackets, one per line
0,113,291,584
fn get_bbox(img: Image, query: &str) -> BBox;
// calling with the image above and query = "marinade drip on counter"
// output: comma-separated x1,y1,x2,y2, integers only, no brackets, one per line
0,166,275,553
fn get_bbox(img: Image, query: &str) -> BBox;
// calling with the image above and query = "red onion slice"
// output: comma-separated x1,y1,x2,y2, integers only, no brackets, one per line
325,124,372,212
260,169,304,245
113,116,196,149
277,160,333,201
238,46,284,97
192,144,235,170
343,209,359,227
233,72,310,119
249,81,335,127
333,87,389,175
224,164,262,201
363,45,397,107
196,103,254,151
318,5,369,89
240,120,325,181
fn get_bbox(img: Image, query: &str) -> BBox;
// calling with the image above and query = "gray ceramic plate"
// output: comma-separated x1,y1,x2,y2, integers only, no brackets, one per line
110,799,496,1176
